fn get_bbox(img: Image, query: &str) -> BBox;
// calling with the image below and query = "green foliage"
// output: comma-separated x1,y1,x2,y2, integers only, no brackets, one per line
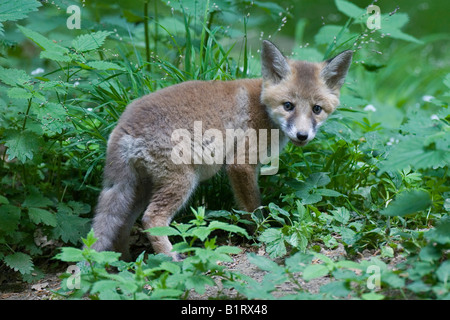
56,228,244,299
0,0,449,300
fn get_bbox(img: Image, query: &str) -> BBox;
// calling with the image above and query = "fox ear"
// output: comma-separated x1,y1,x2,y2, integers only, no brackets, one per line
261,40,291,83
320,50,353,90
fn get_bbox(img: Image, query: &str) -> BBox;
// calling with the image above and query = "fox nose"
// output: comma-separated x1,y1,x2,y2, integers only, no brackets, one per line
296,132,309,141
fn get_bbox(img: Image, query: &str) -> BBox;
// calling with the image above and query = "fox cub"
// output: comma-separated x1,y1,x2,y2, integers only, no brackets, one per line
92,40,352,260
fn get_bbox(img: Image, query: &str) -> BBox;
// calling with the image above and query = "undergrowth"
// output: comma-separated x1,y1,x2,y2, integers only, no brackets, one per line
0,0,448,299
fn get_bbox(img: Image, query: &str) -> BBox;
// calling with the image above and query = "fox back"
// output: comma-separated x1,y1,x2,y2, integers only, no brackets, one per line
91,41,352,260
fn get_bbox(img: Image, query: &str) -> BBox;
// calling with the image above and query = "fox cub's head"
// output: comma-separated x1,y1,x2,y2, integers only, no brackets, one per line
260,40,352,146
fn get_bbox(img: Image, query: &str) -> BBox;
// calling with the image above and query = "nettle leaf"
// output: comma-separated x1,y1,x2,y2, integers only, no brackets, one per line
258,228,286,258
335,0,365,18
303,264,329,281
72,31,112,52
0,0,41,22
381,189,432,217
23,193,53,208
330,207,350,225
86,61,126,71
7,87,32,100
54,247,84,262
307,172,331,187
381,13,422,44
28,207,57,226
380,136,450,173
0,205,21,233
3,129,43,163
33,102,71,134
18,25,70,62
146,226,182,237
52,212,90,244
315,25,357,47
207,221,249,238
0,66,31,86
185,275,215,294
4,252,34,275
0,0,41,36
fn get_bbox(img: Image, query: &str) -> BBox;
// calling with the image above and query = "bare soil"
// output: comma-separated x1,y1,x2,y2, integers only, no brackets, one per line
0,242,352,300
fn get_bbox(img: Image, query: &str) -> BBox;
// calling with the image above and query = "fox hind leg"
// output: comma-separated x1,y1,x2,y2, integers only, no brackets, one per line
91,169,150,261
142,171,197,261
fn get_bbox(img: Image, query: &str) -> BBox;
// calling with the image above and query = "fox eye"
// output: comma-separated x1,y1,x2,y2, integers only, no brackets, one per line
283,102,295,111
313,104,322,114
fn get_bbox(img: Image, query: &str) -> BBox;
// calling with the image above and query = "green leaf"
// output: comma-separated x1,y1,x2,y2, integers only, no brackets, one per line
320,280,352,297
207,220,249,238
4,252,34,274
380,189,432,217
314,25,356,47
33,102,70,134
330,207,350,224
361,292,385,300
23,193,53,208
86,250,121,265
307,172,331,187
18,25,69,57
151,288,184,299
0,205,21,233
185,275,215,294
191,227,211,241
215,246,241,255
55,247,84,262
303,264,329,281
0,195,8,205
72,31,112,52
436,260,450,284
424,215,450,244
86,61,126,71
52,212,90,244
315,188,343,197
0,66,31,86
7,87,32,100
0,0,41,22
3,129,43,163
40,50,72,62
419,244,442,262
146,226,182,237
247,253,283,272
91,280,122,299
28,207,57,226
335,0,365,18
443,73,450,89
285,252,314,273
82,229,98,248
381,13,422,44
381,272,405,289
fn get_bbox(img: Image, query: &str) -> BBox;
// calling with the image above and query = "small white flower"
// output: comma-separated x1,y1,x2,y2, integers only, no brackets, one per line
364,104,377,112
386,137,399,146
73,81,80,87
31,67,45,75
87,108,93,112
430,114,439,120
422,95,434,102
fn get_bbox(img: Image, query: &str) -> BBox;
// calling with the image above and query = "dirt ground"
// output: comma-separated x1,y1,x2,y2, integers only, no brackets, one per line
0,242,355,300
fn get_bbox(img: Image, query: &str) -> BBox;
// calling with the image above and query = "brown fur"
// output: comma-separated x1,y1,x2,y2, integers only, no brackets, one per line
91,41,352,260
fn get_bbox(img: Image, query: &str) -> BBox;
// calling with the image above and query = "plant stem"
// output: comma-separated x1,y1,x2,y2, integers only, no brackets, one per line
144,1,151,72
153,0,158,62
22,98,32,131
